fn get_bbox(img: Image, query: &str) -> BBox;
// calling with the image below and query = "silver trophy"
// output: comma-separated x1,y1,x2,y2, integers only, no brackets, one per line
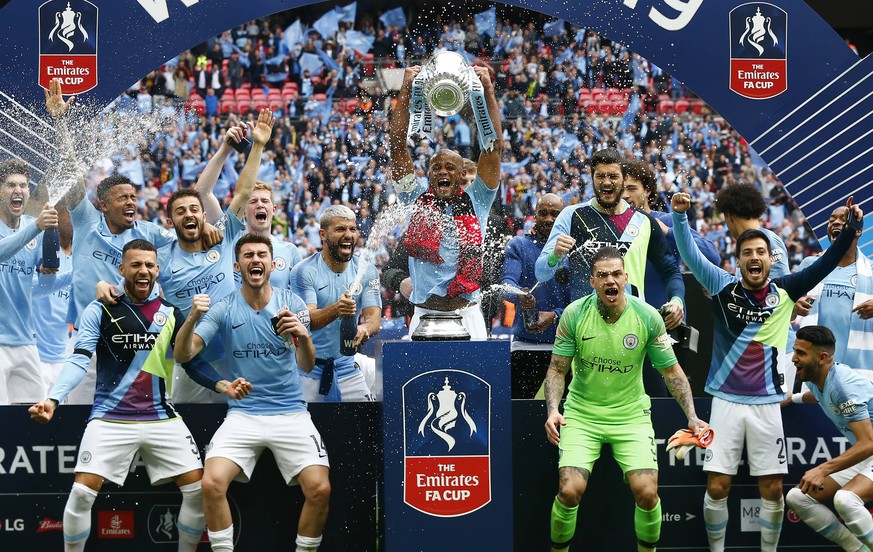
422,51,472,117
411,313,471,341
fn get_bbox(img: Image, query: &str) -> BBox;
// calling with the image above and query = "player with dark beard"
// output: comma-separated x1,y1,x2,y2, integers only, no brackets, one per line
535,148,686,331
291,205,382,402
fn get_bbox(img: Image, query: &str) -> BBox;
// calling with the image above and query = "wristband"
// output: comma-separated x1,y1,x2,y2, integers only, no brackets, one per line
791,393,804,404
547,253,561,267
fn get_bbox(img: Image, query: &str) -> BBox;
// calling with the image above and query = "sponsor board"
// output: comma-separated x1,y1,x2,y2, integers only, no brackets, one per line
403,370,491,517
729,2,787,99
97,510,134,539
38,0,98,94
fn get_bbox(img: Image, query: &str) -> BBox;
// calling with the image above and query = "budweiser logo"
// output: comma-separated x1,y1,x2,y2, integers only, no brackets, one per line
36,518,63,533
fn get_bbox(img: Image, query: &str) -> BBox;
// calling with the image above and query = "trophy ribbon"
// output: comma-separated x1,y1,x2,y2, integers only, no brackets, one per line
468,66,498,152
408,68,434,142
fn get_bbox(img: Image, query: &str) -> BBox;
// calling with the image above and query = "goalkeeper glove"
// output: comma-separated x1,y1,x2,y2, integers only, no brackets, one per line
666,428,714,461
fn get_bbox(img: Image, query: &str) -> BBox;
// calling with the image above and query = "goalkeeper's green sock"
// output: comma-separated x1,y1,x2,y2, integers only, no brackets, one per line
635,499,661,551
551,496,578,550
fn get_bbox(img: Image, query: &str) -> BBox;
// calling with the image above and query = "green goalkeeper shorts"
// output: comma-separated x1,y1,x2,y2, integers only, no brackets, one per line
558,413,658,475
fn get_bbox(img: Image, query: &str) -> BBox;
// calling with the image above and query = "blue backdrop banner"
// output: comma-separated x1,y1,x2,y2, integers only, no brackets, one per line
0,0,868,253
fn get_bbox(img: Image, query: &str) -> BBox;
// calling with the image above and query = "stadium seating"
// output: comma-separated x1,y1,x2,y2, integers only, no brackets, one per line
220,97,236,114
657,99,675,114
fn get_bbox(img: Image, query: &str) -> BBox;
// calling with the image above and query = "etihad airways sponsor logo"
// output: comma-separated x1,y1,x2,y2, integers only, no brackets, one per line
111,333,158,350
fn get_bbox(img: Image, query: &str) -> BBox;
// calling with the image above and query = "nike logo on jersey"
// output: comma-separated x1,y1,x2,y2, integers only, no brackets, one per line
580,336,596,341
110,316,125,324
171,267,184,274
318,285,329,291
232,322,245,329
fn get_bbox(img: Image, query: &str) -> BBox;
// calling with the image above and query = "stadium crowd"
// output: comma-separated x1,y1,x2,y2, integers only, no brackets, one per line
5,6,873,552
108,7,820,326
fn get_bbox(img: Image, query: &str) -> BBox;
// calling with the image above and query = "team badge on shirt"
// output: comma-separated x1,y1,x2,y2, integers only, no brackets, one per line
623,334,639,349
206,250,220,263
852,275,858,287
765,293,779,307
26,239,37,250
275,257,286,270
349,282,363,296
153,311,167,326
626,225,639,237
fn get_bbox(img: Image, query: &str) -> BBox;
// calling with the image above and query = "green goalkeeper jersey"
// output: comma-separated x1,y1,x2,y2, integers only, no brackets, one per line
553,293,677,420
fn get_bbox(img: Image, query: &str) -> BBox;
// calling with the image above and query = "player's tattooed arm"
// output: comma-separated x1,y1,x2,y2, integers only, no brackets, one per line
544,354,572,415
544,355,572,446
663,363,703,429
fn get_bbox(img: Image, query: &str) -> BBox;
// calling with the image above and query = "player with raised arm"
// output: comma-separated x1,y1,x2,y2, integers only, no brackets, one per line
195,124,303,289
671,191,863,551
174,233,329,552
388,64,502,338
28,239,250,552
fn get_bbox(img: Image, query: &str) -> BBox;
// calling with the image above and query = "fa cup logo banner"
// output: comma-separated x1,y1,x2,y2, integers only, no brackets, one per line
39,0,99,95
729,3,787,99
403,370,491,517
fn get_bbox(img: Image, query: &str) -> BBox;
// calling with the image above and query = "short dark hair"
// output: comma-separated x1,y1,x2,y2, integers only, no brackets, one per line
796,326,836,353
234,232,273,261
735,228,772,255
715,183,766,219
623,158,657,196
0,159,29,185
122,239,157,257
168,189,202,213
589,148,626,176
96,174,134,201
592,245,624,266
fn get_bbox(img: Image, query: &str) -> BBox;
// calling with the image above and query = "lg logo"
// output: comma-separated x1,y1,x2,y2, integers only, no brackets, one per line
1,518,25,531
